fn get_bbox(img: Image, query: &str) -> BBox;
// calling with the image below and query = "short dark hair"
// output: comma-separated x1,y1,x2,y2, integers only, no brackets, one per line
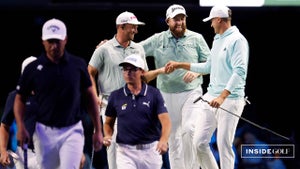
221,9,232,22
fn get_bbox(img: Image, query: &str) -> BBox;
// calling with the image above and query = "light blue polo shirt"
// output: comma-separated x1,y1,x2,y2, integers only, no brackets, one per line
139,29,211,93
190,26,249,99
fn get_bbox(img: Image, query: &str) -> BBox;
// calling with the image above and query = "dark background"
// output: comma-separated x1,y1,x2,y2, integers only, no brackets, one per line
0,0,298,167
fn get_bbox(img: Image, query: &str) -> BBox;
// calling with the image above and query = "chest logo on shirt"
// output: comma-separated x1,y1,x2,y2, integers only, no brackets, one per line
25,101,31,106
37,64,43,71
121,103,127,110
142,101,150,108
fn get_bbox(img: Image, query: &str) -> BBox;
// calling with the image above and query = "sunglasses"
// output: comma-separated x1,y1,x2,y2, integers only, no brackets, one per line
121,67,140,72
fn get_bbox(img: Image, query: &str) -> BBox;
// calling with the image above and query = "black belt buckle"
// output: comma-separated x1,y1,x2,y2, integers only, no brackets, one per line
136,144,143,150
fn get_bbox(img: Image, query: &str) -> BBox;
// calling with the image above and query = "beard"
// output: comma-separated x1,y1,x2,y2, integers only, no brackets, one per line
170,25,186,38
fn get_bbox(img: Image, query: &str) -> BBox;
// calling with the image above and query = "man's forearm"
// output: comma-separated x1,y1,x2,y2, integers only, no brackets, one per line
143,67,165,83
0,125,10,152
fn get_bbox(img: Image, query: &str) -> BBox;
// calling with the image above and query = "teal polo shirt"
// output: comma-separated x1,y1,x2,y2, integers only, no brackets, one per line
140,29,211,93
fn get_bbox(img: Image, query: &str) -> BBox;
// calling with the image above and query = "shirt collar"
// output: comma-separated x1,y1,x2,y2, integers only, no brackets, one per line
123,82,148,97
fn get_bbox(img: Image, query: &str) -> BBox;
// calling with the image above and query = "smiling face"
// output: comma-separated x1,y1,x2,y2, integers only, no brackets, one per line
166,14,187,38
121,24,139,41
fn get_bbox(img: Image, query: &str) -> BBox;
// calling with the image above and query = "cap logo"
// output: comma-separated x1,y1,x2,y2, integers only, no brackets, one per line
120,16,137,23
47,25,60,33
120,19,128,23
172,6,184,12
130,16,137,20
127,57,137,63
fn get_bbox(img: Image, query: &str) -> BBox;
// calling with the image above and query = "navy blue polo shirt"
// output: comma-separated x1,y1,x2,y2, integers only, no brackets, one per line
1,91,17,126
105,83,168,145
1,90,37,149
16,51,91,128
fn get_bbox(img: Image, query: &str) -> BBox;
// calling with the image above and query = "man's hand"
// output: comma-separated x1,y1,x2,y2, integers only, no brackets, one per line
183,71,200,83
165,61,178,74
96,39,108,49
0,150,11,167
93,131,104,152
156,141,168,155
103,136,112,147
0,150,18,168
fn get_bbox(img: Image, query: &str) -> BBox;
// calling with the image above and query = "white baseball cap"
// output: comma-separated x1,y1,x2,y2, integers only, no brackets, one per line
42,18,67,40
21,56,37,74
116,11,145,25
119,54,145,70
203,5,230,22
166,4,187,19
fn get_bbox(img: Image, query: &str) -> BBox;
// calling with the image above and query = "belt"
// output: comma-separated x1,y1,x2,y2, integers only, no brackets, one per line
118,141,157,150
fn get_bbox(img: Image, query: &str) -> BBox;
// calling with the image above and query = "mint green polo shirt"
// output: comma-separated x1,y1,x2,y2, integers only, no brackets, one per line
140,29,211,93
89,36,148,95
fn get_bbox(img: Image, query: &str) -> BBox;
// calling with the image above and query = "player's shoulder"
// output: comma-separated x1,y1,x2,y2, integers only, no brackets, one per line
185,29,204,37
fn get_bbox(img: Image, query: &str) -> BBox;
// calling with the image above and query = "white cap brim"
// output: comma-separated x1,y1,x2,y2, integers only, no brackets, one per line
167,11,187,19
119,61,144,69
203,16,213,22
127,21,145,25
42,34,66,40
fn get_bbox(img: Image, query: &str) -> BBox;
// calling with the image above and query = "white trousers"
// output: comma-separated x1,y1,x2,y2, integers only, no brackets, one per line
193,93,245,169
14,146,40,169
33,121,84,169
116,141,162,169
161,86,202,169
